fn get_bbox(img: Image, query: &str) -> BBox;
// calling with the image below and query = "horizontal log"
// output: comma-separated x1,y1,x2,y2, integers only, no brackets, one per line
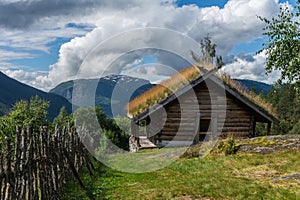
166,114,202,118
219,114,251,119
220,130,250,134
164,113,251,118
165,110,249,116
196,96,213,100
219,116,251,120
219,127,250,131
162,116,251,123
160,131,196,137
199,131,212,135
181,100,213,104
162,127,195,132
158,135,196,141
166,105,248,111
166,109,211,113
163,123,196,127
221,132,250,137
159,132,176,136
150,117,166,123
222,123,251,127
163,123,251,130
224,110,249,114
165,118,196,123
221,125,250,129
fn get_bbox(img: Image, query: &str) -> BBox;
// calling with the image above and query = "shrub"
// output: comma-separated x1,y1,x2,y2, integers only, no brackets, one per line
74,106,129,151
289,120,300,134
180,144,203,158
216,135,239,155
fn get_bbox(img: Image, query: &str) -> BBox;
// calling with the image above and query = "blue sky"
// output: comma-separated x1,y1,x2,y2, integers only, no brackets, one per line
7,38,71,71
177,0,228,8
178,0,298,7
0,0,297,90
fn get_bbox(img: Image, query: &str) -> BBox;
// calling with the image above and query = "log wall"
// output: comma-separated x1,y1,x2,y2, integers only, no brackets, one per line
155,80,254,142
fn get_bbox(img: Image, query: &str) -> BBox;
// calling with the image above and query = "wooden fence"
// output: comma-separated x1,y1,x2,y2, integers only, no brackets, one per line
0,125,94,200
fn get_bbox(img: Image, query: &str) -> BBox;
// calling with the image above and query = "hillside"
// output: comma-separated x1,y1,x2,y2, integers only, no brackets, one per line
235,79,272,95
0,71,72,120
50,75,154,117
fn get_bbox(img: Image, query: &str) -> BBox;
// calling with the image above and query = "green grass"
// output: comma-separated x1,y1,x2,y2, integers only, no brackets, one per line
61,150,300,200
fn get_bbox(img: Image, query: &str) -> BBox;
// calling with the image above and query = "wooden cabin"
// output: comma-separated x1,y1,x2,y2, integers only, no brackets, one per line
127,65,278,151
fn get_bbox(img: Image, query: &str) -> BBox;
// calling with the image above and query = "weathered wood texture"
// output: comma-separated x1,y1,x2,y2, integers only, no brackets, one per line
154,81,254,142
0,125,94,200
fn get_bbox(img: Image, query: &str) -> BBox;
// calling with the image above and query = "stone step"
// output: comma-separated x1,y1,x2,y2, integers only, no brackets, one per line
139,136,157,149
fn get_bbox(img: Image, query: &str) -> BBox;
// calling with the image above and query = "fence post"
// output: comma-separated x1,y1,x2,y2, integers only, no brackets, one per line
5,137,14,200
14,127,22,199
0,142,4,200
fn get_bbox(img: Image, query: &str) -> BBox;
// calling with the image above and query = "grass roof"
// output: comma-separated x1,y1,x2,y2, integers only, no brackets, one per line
219,73,278,118
127,65,209,117
127,65,277,119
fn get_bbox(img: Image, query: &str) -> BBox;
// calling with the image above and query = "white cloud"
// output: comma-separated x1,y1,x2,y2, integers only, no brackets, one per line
3,69,52,89
0,26,91,52
122,64,176,84
0,0,288,90
222,51,281,84
0,49,35,60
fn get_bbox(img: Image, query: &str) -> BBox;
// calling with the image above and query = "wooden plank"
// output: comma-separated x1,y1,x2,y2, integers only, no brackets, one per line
222,117,251,121
222,120,251,124
220,127,251,131
158,135,196,141
222,122,251,127
221,116,248,119
163,123,198,127
160,132,196,137
200,132,212,135
221,118,251,122
162,127,195,132
225,111,251,115
220,130,250,134
166,114,197,118
165,118,195,123
201,116,211,120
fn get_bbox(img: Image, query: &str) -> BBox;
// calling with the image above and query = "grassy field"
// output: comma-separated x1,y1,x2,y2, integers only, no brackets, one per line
61,149,300,200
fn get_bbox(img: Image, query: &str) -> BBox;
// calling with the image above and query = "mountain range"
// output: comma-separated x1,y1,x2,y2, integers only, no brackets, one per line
50,75,154,117
235,79,271,95
0,71,72,120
